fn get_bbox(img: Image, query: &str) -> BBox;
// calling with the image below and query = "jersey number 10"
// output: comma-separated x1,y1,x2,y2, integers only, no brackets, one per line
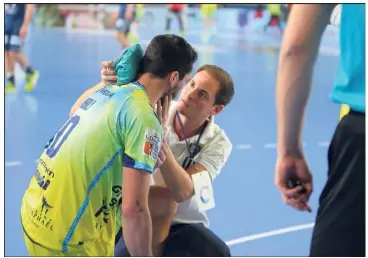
45,115,80,158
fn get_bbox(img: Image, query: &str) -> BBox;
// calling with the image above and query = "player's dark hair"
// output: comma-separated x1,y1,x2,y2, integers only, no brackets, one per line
197,65,235,106
140,34,198,80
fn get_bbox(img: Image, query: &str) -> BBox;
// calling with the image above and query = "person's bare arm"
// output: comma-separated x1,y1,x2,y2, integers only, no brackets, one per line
276,4,334,156
125,4,135,21
122,168,153,257
159,133,232,203
148,186,177,256
23,4,35,27
159,146,205,202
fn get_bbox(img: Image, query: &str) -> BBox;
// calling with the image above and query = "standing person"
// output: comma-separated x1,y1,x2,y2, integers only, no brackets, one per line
129,4,144,42
5,3,39,94
200,4,217,43
274,4,365,256
264,4,283,35
254,4,264,19
21,35,198,257
115,4,136,48
165,4,186,36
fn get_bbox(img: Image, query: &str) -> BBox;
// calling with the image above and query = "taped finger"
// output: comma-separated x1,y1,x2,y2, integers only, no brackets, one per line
103,75,118,82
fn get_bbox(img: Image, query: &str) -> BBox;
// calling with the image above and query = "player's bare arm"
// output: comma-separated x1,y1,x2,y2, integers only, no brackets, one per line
159,147,207,202
275,4,334,211
276,4,334,157
19,4,35,38
122,167,153,257
148,185,178,256
125,4,135,21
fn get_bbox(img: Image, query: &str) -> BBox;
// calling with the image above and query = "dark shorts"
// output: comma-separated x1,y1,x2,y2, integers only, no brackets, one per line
116,19,133,34
5,19,23,52
115,223,231,257
116,11,136,34
310,110,365,256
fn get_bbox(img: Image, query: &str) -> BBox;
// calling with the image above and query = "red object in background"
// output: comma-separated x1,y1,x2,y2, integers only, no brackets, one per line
58,5,94,19
269,17,280,26
170,4,184,12
254,9,263,19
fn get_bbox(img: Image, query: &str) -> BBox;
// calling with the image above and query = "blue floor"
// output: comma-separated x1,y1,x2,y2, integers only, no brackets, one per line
5,26,340,256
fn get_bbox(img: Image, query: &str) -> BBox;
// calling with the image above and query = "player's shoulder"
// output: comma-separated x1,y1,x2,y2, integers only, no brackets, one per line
116,83,161,125
109,82,150,108
108,82,145,96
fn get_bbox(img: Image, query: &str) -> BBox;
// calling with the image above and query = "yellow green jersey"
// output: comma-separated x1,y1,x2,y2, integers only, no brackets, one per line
21,82,162,256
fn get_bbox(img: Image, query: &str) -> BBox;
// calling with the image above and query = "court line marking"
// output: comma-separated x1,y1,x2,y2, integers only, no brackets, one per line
225,223,315,247
5,161,22,167
318,141,330,147
264,143,276,149
236,144,252,149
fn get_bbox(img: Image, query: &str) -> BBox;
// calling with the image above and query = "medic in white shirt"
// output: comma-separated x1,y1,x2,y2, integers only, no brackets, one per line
98,61,235,257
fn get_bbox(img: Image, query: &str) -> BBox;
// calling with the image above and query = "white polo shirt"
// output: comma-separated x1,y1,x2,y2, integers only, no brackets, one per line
152,101,232,228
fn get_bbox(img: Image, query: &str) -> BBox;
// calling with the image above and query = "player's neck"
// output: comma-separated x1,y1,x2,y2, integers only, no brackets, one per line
174,112,208,141
137,75,165,106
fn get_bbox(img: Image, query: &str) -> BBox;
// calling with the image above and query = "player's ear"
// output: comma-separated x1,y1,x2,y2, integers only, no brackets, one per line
168,71,179,86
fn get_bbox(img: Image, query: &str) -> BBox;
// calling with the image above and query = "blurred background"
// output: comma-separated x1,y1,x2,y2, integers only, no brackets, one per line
34,4,288,30
5,3,340,256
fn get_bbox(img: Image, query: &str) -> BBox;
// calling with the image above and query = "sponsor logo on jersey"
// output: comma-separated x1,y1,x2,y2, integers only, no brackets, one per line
143,128,161,160
94,185,122,231
26,196,55,231
98,87,115,98
80,97,96,111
